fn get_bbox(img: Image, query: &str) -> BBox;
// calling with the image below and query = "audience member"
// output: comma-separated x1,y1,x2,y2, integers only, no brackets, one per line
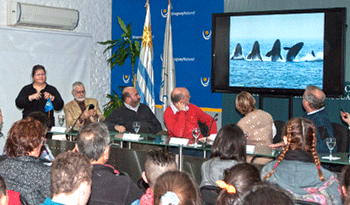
76,122,144,204
105,87,162,134
302,85,335,153
261,117,342,204
216,163,261,205
64,81,105,131
200,124,246,188
0,175,8,205
0,118,51,204
234,182,294,205
342,165,350,205
0,108,5,154
164,87,217,139
153,171,200,205
236,91,275,164
41,151,93,205
132,148,177,205
15,64,64,129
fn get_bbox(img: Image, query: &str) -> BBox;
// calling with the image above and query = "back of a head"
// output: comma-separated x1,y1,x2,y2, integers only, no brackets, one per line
153,171,200,205
144,148,177,188
0,175,6,198
304,85,326,110
235,91,256,115
211,124,246,161
26,111,50,130
235,182,293,205
76,122,110,161
5,117,45,158
216,163,261,205
51,151,93,196
343,165,350,205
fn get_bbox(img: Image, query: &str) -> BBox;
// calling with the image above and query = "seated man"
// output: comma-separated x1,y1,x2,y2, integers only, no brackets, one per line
132,148,177,205
75,122,144,204
302,85,335,153
41,151,92,205
64,81,105,131
105,87,162,134
164,87,217,139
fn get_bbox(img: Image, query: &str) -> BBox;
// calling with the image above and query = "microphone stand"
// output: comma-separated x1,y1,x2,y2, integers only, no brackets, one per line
68,104,90,133
204,113,218,148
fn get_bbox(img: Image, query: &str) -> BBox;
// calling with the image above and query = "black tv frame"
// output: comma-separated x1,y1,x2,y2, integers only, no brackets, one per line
211,8,346,97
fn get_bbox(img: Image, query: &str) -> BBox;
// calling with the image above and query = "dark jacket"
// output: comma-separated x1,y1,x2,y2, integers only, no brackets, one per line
105,104,162,134
15,83,64,127
88,164,144,205
0,155,51,205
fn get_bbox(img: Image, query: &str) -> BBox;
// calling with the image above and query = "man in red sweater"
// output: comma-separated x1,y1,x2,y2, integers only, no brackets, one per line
164,87,217,139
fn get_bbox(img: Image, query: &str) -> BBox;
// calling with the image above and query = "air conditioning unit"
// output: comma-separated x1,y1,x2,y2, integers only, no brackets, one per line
7,1,79,31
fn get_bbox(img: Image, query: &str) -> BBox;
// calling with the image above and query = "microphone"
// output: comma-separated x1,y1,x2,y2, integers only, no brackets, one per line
68,104,92,133
204,113,218,147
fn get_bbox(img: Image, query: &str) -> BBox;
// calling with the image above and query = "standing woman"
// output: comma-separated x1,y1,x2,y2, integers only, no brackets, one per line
15,65,64,128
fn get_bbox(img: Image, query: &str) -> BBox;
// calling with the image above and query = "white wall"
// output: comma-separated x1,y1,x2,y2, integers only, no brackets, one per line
0,0,111,133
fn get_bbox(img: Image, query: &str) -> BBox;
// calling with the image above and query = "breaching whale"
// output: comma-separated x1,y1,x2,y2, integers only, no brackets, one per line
284,42,304,62
231,43,244,60
266,39,283,62
247,41,263,61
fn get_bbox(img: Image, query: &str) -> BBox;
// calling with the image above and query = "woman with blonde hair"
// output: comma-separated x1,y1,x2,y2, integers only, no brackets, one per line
236,91,275,164
261,117,341,205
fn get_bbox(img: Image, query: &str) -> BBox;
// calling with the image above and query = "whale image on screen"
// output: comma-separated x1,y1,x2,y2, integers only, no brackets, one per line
229,13,324,90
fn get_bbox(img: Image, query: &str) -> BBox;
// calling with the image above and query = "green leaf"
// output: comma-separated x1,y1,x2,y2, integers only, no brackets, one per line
117,16,128,34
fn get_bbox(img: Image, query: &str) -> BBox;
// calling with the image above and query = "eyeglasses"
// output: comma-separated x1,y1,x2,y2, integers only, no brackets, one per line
75,90,85,94
34,73,46,77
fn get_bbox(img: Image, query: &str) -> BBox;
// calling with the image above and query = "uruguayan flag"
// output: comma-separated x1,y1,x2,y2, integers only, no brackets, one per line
136,2,155,113
159,2,176,114
45,98,54,112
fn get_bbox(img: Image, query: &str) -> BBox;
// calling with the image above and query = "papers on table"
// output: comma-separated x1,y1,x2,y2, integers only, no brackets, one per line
169,137,189,146
122,133,141,141
246,145,255,154
321,156,341,160
50,126,66,133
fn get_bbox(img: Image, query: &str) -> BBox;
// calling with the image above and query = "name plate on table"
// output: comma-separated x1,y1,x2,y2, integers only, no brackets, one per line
246,145,255,154
122,133,141,141
50,126,66,133
169,137,189,146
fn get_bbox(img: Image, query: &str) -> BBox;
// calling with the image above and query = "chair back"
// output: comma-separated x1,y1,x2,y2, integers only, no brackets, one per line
294,199,321,205
199,185,220,205
273,120,286,144
332,122,349,153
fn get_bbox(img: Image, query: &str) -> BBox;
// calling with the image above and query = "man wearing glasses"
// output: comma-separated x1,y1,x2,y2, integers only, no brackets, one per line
64,81,105,131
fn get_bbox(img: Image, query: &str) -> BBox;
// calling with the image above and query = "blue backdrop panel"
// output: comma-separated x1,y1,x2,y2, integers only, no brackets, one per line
111,0,224,108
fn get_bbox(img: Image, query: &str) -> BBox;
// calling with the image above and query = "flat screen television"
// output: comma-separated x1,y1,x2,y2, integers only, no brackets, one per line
211,8,346,96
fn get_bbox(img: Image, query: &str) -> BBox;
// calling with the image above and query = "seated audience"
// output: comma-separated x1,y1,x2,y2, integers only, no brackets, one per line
0,118,51,204
261,117,342,205
216,163,261,205
75,122,144,204
0,108,5,154
200,124,246,188
236,91,275,164
64,81,105,131
342,165,350,205
235,182,294,205
132,148,177,205
0,175,8,205
41,151,93,205
164,87,217,139
303,85,335,153
153,171,200,205
105,87,162,134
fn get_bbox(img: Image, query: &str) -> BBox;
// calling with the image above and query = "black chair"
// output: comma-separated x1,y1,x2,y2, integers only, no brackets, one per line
332,122,349,153
273,120,286,144
199,185,220,205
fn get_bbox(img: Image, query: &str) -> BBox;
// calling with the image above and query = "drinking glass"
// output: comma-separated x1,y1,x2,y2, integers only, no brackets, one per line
326,137,336,160
58,115,65,127
133,122,140,134
192,127,201,147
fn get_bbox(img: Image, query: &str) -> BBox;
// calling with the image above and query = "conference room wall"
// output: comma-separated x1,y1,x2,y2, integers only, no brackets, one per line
222,0,350,126
0,0,111,134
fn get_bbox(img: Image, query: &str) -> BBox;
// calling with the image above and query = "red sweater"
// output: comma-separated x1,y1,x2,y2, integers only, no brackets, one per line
164,103,217,139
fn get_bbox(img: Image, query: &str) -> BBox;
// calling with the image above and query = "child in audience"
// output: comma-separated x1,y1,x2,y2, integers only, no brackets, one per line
261,117,342,205
216,163,261,205
153,171,200,205
132,148,177,205
235,182,294,205
200,124,246,188
342,165,350,205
